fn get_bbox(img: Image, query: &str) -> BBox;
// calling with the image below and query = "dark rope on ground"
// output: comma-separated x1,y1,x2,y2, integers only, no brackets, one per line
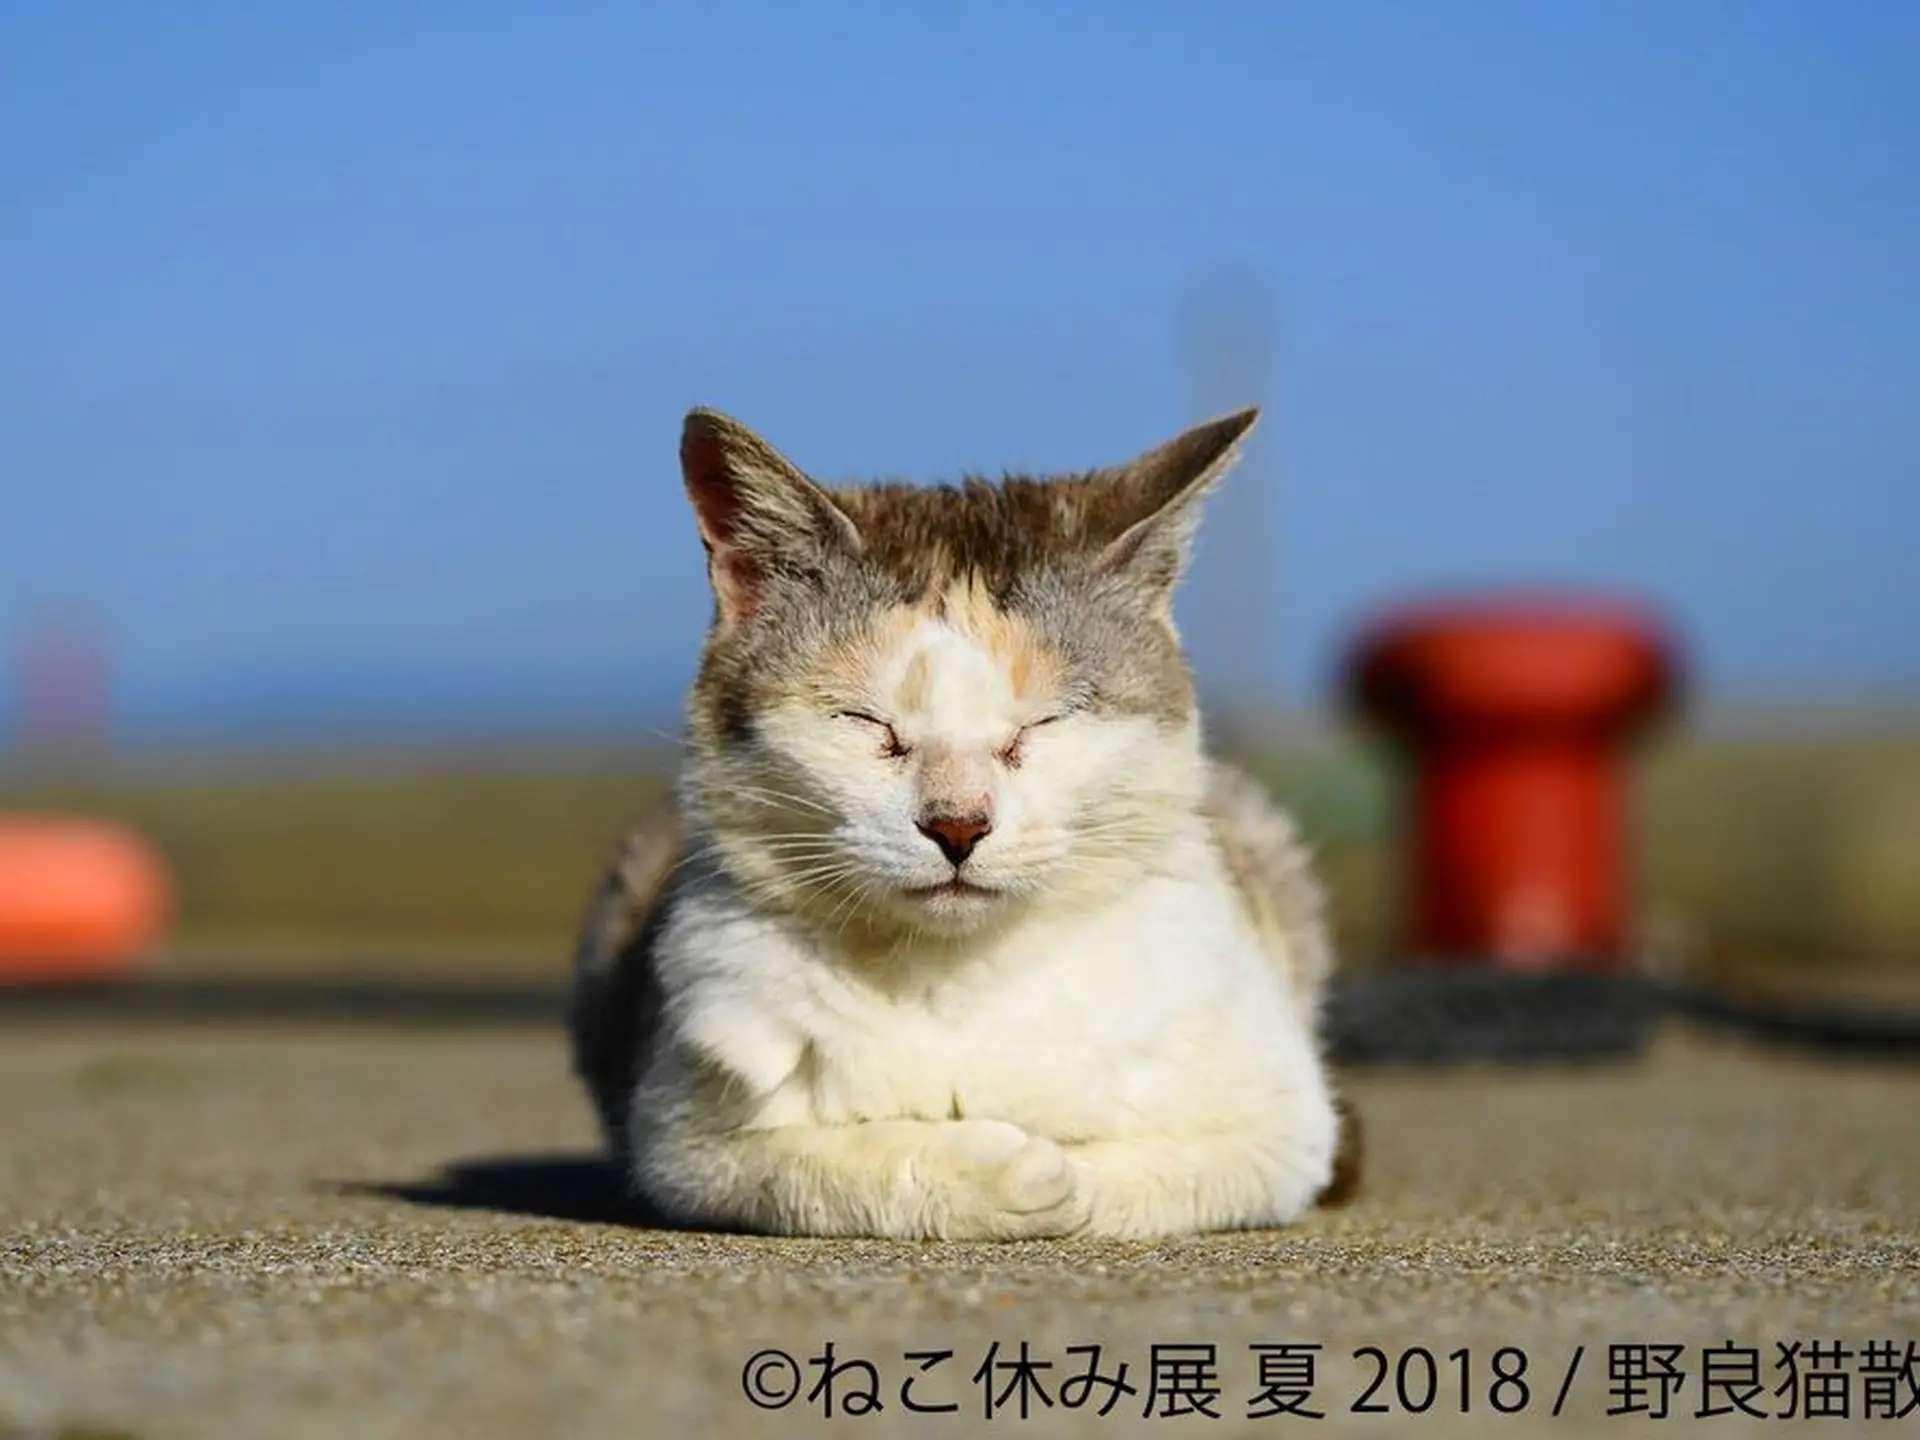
1,968,1916,1061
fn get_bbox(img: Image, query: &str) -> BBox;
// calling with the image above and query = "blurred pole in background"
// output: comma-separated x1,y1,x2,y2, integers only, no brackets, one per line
11,610,113,767
1177,267,1284,750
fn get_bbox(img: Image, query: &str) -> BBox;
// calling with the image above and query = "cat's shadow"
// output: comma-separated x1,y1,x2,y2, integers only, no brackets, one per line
340,1152,695,1230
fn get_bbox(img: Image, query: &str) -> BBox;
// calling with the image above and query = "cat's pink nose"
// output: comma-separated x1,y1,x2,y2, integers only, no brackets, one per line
917,813,992,866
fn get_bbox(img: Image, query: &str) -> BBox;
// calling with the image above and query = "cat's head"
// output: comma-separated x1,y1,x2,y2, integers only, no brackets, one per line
675,405,1257,943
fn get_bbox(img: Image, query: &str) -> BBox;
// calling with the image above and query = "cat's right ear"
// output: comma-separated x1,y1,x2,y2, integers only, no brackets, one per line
680,408,862,629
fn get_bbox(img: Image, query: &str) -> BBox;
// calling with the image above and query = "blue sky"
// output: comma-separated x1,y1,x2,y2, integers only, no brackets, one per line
3,2,1916,742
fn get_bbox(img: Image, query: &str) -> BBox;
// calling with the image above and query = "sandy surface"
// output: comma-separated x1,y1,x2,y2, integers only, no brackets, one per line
1,1021,1915,1438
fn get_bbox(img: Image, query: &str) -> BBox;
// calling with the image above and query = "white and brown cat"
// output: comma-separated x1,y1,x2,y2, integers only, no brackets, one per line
568,406,1358,1240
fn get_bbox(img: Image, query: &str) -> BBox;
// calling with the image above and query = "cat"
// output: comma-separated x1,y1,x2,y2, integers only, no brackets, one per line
568,405,1356,1239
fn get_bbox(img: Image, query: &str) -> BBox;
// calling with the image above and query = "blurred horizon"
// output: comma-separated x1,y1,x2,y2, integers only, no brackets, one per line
5,2,1919,749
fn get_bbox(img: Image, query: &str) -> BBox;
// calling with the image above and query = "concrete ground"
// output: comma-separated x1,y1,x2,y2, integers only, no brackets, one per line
1,1020,1915,1438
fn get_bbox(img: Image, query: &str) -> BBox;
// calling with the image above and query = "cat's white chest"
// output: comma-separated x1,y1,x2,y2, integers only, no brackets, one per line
723,863,1279,1139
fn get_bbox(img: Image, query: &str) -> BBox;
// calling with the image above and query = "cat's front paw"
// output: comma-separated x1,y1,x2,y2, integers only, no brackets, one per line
920,1120,1087,1241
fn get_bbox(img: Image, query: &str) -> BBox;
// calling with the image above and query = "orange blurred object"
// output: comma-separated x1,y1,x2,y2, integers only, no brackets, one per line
0,816,172,981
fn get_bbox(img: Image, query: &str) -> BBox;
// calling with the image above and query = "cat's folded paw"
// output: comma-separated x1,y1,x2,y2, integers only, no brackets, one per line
921,1120,1087,1240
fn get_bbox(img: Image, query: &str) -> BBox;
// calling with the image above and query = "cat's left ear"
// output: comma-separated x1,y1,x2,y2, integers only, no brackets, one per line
1093,406,1260,595
680,408,863,629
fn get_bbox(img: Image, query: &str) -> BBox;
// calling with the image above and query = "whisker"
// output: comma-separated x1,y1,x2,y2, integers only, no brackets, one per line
700,784,839,817
829,875,886,937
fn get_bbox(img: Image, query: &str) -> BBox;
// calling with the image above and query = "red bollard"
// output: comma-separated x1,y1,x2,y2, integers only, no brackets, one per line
1347,595,1678,972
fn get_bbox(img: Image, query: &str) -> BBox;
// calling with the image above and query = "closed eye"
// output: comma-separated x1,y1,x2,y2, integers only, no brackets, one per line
835,710,910,758
999,712,1071,767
